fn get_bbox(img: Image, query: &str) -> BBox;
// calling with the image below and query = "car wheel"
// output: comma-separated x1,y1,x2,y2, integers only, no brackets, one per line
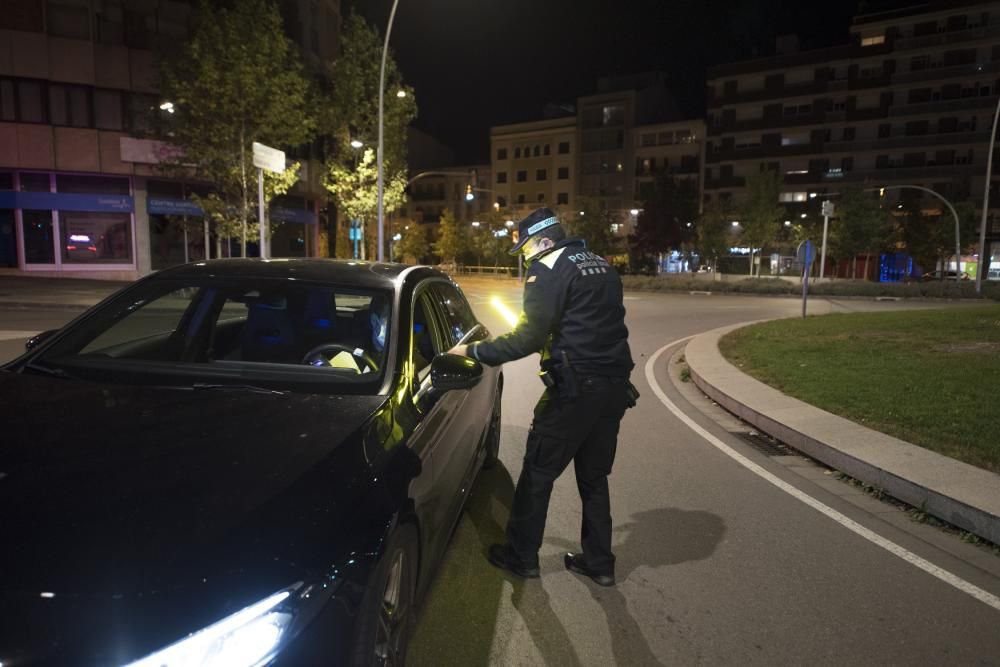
351,524,417,667
483,383,502,469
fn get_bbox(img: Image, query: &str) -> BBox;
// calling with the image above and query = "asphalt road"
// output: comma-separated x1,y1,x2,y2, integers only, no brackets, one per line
408,282,1000,667
3,286,999,666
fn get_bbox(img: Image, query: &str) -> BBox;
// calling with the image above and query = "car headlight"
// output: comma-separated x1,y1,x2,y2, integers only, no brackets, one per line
122,586,297,667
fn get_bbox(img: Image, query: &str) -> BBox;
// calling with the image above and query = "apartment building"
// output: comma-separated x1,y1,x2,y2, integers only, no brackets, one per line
0,0,339,279
396,163,492,228
489,74,702,244
489,116,578,219
633,119,706,203
704,0,1000,278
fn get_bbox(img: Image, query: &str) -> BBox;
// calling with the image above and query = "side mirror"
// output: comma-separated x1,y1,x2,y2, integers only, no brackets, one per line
25,329,58,351
430,353,483,392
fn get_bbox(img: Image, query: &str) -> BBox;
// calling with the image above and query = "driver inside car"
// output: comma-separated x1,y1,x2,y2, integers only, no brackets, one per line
324,296,388,373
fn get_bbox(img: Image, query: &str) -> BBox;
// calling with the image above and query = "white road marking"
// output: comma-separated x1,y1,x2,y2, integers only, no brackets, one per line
0,331,36,341
645,336,1000,612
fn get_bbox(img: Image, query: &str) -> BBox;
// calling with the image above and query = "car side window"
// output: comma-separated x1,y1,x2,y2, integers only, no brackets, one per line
430,283,479,345
411,290,448,385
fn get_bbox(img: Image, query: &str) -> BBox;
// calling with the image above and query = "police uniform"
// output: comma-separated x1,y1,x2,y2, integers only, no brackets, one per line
469,208,633,583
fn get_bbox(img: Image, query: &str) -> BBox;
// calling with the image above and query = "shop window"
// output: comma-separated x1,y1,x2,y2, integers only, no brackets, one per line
23,209,55,264
20,172,52,192
61,211,133,264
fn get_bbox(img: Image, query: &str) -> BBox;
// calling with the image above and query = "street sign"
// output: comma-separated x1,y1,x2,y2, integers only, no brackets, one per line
252,141,285,173
821,200,835,217
796,239,816,266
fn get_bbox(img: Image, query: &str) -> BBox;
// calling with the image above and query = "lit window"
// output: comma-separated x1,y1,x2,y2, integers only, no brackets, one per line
861,35,886,47
779,192,808,203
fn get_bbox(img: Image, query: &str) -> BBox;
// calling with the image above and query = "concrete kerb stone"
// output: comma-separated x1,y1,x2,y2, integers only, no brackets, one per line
685,322,1000,546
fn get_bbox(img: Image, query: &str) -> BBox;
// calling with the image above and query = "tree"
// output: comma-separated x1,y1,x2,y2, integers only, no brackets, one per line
829,186,888,279
158,0,314,256
633,174,699,261
321,13,417,259
434,208,466,267
895,188,978,278
739,170,785,276
396,223,431,264
324,148,406,260
697,197,734,273
563,197,618,259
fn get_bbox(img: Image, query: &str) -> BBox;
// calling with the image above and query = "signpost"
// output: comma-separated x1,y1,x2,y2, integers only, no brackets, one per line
797,239,816,318
252,141,285,259
820,200,834,280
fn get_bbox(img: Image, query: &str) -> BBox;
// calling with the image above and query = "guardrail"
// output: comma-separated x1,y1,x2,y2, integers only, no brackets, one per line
442,265,519,278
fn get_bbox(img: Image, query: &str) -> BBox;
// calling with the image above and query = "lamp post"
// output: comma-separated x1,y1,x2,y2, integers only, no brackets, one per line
976,96,1000,294
377,0,401,263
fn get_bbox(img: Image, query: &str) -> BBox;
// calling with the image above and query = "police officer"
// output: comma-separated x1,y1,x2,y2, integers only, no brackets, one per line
450,207,634,586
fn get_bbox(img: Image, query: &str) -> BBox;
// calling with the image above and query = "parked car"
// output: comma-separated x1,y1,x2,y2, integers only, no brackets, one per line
918,270,971,282
0,259,502,666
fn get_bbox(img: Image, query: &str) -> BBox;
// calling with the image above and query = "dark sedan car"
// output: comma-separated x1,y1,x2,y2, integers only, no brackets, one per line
0,259,502,666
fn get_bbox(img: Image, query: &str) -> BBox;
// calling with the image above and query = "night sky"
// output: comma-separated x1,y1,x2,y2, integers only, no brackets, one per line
348,0,915,163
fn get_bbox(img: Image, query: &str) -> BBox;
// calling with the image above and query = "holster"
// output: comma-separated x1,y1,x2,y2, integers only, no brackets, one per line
625,381,640,409
538,352,580,402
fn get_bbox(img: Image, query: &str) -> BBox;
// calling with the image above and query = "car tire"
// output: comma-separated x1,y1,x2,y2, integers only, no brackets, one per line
483,383,502,469
350,523,418,667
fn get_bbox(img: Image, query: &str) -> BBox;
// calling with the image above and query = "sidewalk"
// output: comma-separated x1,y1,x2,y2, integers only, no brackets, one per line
0,275,128,310
685,322,1000,546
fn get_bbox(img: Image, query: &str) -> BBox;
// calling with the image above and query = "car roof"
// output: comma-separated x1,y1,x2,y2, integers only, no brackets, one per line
150,258,448,292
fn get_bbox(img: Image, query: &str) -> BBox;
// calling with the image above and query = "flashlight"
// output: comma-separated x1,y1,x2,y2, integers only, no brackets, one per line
490,296,520,328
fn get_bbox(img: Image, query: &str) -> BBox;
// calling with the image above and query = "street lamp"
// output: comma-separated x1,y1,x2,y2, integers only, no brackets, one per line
976,95,1000,294
350,139,364,149
377,0,402,262
867,185,962,281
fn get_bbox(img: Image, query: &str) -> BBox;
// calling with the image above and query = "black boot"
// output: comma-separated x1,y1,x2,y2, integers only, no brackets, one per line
564,552,615,586
487,543,540,578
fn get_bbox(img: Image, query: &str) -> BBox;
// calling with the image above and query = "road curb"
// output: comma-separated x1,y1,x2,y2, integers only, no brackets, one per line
685,322,1000,546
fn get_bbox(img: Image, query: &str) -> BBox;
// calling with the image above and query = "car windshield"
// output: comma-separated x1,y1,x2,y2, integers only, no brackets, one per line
28,277,393,394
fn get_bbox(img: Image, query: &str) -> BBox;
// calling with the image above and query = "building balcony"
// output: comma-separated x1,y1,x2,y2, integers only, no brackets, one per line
894,24,1000,52
889,94,1000,117
892,60,1000,86
823,131,990,154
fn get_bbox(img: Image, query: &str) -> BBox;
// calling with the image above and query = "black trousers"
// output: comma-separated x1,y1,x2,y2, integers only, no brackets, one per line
506,374,629,574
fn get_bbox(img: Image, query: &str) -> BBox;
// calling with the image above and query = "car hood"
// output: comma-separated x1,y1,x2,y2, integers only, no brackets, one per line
0,371,389,593
0,371,388,664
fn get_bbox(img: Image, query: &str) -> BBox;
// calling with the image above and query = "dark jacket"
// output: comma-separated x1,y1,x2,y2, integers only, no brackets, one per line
470,237,633,377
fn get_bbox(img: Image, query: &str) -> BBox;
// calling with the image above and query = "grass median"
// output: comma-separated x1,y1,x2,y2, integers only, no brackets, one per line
718,304,1000,474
